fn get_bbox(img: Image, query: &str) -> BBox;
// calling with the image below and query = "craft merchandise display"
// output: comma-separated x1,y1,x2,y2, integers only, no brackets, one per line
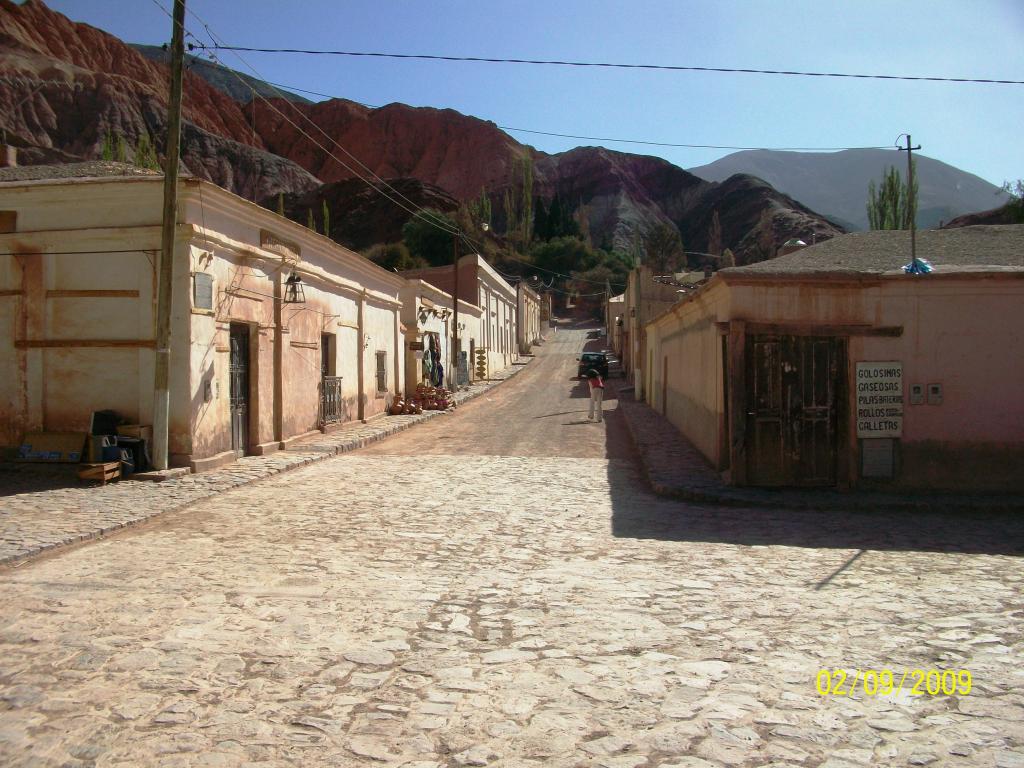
388,384,455,415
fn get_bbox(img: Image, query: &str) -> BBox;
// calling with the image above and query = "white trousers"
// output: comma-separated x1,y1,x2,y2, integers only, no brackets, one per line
589,387,604,421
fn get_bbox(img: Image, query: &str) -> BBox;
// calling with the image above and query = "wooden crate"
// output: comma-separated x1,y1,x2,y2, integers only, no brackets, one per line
78,462,121,485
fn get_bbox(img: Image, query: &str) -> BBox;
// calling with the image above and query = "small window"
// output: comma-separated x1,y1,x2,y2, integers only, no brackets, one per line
321,333,335,377
193,272,214,310
0,211,16,234
375,351,387,393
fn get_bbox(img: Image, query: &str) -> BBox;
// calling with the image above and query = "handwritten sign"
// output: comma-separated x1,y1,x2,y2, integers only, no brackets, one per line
856,362,903,438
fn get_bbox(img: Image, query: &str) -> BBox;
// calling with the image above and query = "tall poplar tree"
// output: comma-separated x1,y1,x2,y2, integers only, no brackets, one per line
707,210,723,257
867,164,917,230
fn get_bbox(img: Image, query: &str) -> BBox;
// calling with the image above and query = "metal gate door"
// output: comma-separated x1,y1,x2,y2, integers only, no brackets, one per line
746,335,839,486
229,324,249,455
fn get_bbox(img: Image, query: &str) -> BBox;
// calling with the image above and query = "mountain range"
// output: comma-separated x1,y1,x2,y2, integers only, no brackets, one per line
0,0,1006,268
690,149,1009,231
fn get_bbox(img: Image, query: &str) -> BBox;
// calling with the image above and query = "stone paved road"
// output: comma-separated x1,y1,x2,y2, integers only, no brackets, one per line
1,327,1022,768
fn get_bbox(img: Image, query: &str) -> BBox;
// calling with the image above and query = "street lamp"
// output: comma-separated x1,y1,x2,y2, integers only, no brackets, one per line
283,271,306,304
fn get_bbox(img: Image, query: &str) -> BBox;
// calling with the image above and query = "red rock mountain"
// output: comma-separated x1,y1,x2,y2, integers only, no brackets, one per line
0,0,319,200
0,0,843,261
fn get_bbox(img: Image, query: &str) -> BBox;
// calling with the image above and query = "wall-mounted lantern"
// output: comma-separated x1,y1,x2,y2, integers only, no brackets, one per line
283,272,306,304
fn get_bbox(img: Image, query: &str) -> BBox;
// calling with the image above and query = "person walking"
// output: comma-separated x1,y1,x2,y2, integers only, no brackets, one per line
586,368,605,422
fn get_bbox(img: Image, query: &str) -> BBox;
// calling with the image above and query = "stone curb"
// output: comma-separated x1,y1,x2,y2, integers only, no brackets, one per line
0,360,530,568
613,382,1024,515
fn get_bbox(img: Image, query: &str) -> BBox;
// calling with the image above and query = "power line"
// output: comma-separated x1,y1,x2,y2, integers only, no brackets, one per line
226,77,895,154
172,18,463,237
199,44,1024,86
500,127,894,152
145,0,461,239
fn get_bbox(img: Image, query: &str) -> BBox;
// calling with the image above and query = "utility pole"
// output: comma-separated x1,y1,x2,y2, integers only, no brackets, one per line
452,233,459,390
152,0,186,471
898,134,921,266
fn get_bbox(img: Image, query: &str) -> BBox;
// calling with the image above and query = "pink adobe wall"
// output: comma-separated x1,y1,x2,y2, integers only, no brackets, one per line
855,278,1024,444
731,275,1024,446
728,274,1023,490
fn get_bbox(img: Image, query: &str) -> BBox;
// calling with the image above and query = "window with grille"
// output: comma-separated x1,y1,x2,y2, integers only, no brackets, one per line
375,351,387,393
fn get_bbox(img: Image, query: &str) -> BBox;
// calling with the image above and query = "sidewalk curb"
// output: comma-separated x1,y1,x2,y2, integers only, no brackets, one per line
0,360,531,568
614,382,1024,515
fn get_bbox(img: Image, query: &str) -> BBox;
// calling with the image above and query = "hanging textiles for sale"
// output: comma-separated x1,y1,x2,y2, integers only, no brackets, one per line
423,333,445,387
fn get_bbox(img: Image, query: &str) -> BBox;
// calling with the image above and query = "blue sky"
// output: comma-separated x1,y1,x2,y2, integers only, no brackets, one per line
44,0,1024,188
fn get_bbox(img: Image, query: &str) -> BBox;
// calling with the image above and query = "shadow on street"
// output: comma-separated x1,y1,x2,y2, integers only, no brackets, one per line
0,462,83,499
606,464,1024,555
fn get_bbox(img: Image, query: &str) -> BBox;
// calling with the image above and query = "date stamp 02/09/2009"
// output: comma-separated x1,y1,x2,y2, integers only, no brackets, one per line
817,669,972,697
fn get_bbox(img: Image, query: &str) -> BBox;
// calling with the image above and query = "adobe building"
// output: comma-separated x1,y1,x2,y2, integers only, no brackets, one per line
606,292,624,356
400,253,519,379
399,279,482,393
644,226,1024,492
515,281,542,354
622,265,689,394
0,167,405,471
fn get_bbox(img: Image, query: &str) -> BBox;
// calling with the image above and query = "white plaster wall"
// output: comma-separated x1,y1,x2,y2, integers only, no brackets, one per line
0,177,406,463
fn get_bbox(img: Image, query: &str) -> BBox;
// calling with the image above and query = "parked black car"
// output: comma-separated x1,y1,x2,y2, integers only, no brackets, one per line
577,351,609,378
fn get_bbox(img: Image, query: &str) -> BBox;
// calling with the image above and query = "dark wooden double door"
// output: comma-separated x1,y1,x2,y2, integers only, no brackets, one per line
746,335,841,486
229,324,249,456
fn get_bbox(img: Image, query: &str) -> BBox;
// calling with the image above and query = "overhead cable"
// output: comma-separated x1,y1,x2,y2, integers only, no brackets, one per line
230,78,896,153
199,44,1024,86
147,0,461,237
500,127,895,152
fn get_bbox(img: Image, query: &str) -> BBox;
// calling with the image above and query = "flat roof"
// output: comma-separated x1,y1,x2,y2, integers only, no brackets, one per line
0,161,163,183
728,224,1024,275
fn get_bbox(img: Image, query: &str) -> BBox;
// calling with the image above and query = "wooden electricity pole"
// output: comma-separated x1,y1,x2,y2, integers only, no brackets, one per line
452,233,459,390
152,0,187,470
898,133,921,266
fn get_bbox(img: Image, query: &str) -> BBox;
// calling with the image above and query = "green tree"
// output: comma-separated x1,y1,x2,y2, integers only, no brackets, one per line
574,201,592,248
100,131,115,161
1001,179,1024,223
322,200,331,238
307,208,316,233
707,210,723,257
530,236,600,277
134,132,159,171
642,223,684,273
401,209,458,267
547,195,563,238
867,164,917,230
501,189,514,238
469,189,492,228
755,207,776,261
364,242,427,271
500,155,535,250
519,155,534,246
545,194,579,239
532,196,549,241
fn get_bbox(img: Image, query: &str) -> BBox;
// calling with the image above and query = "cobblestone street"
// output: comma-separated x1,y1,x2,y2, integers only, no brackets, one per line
1,327,1022,767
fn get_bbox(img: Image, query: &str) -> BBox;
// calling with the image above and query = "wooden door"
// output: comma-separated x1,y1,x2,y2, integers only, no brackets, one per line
229,324,250,455
746,335,839,486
